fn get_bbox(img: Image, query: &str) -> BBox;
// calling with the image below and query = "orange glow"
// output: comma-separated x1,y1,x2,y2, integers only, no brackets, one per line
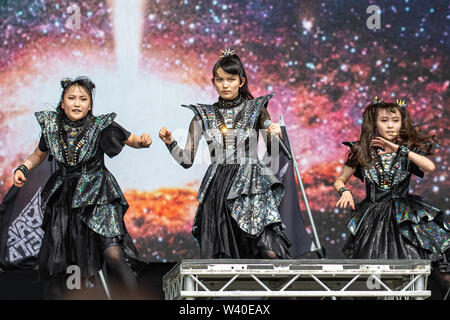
123,187,198,239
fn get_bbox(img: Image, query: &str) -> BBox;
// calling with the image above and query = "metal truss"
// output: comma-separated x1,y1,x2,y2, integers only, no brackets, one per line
163,259,431,300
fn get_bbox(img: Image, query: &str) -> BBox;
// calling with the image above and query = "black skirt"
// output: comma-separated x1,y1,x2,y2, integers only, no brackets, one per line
193,164,291,259
343,195,450,272
38,174,146,282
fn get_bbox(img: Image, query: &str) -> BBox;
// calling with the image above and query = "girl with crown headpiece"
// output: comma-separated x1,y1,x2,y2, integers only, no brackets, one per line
334,97,450,295
159,50,292,259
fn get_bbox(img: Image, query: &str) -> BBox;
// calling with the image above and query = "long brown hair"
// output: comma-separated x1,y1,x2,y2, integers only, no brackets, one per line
346,101,439,167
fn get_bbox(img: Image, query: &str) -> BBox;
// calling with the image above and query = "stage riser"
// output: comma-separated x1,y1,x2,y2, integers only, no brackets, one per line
163,259,431,300
179,291,430,298
174,279,420,290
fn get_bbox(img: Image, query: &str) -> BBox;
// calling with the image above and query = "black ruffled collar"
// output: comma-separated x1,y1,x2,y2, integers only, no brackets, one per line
217,94,244,108
61,111,92,128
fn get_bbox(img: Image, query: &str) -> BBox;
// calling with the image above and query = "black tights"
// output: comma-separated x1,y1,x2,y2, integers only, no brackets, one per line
102,244,139,299
42,243,139,299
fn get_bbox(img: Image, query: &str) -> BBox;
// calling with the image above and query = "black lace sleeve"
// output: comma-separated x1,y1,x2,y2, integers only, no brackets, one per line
255,104,273,154
38,134,48,152
99,121,131,158
256,105,271,130
166,117,202,169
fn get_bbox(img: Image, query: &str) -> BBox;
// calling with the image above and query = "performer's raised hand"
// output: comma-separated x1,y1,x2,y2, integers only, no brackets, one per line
267,122,282,138
336,190,355,210
13,170,27,188
371,136,398,155
137,133,152,148
159,127,174,144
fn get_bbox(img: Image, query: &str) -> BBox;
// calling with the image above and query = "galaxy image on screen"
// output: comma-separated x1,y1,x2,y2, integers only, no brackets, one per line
0,0,448,262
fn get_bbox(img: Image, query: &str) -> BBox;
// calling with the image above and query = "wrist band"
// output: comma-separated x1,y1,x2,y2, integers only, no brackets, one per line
398,145,410,158
14,164,29,176
166,140,177,152
338,187,351,197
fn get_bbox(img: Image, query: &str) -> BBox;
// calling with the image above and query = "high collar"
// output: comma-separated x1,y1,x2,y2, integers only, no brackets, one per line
61,112,91,128
217,94,244,108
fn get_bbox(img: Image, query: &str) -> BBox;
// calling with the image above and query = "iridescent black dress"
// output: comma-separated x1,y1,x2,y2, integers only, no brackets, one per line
35,110,145,285
167,94,291,259
342,141,450,271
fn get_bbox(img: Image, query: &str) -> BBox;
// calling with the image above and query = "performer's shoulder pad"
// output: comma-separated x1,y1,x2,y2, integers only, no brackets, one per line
342,141,358,149
34,110,58,125
94,112,117,130
252,93,275,105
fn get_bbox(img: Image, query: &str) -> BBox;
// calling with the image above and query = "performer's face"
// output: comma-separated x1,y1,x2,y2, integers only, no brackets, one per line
376,108,402,142
61,85,92,121
213,67,245,100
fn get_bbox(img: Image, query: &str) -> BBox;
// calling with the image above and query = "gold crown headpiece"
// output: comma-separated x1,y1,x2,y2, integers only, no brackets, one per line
372,96,383,104
219,48,236,58
396,99,407,108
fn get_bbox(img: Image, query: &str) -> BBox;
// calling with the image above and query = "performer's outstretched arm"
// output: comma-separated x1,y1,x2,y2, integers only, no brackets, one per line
371,136,435,172
334,165,356,210
13,146,48,187
124,133,152,149
159,117,202,169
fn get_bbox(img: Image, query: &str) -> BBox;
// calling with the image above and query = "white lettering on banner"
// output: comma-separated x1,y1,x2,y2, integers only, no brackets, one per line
7,188,44,263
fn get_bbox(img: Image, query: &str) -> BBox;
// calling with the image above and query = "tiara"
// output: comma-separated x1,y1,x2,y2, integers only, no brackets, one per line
219,48,236,58
372,96,383,104
396,99,407,108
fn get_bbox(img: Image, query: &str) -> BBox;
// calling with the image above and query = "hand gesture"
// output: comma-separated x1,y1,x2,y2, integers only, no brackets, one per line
159,127,174,145
13,170,27,188
137,133,152,148
371,136,399,155
267,123,282,138
336,190,355,210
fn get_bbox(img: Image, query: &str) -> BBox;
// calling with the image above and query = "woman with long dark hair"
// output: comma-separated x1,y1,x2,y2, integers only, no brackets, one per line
334,97,449,292
13,76,151,299
159,50,291,259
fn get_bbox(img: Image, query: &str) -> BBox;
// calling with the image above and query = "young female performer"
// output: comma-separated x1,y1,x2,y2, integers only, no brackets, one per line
334,97,449,290
159,50,291,259
13,77,151,299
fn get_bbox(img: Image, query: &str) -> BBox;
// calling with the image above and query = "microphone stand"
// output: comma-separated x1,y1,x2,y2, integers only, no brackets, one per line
279,115,325,259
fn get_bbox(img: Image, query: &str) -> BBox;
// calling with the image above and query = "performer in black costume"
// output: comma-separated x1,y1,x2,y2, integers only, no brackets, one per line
334,97,450,292
13,77,151,299
159,50,291,259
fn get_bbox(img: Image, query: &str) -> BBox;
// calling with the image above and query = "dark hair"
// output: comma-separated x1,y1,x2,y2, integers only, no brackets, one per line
212,54,254,100
346,101,439,167
57,76,96,116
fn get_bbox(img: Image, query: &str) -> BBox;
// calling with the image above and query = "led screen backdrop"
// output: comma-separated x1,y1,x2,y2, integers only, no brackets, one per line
0,0,448,262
